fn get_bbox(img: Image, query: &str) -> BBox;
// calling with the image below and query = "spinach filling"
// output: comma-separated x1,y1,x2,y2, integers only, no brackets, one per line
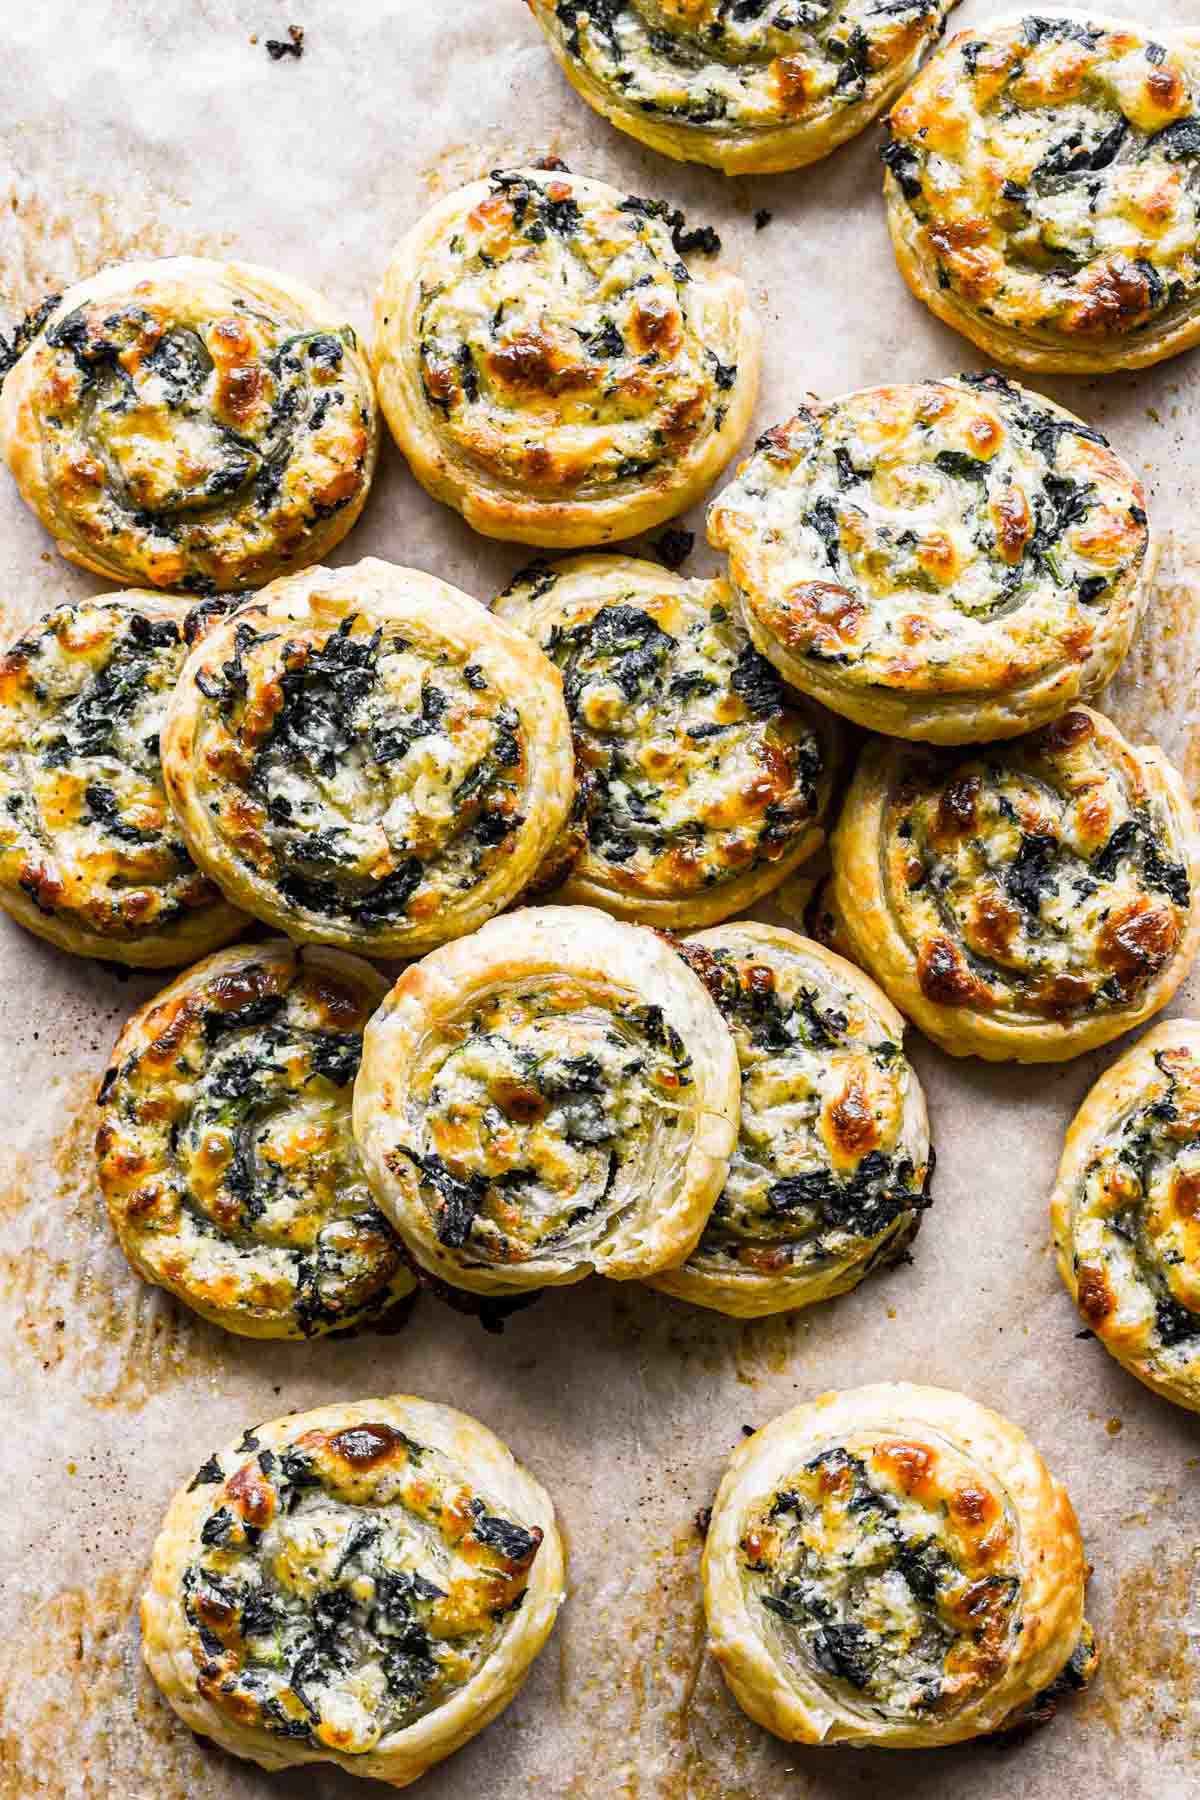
198,615,526,927
541,599,818,885
754,1448,1018,1714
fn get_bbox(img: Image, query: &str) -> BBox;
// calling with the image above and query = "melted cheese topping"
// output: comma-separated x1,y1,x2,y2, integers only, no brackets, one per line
679,929,931,1297
400,978,697,1269
1062,1034,1200,1389
398,170,744,500
740,1430,1020,1720
170,593,548,947
96,946,410,1337
874,709,1193,1026
0,598,237,950
9,267,375,592
708,376,1148,729
531,1,955,159
499,559,834,910
181,1421,543,1753
885,19,1200,347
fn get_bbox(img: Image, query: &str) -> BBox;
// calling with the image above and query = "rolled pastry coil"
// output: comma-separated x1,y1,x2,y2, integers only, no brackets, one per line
0,255,379,590
352,904,741,1294
703,1382,1097,1748
142,1396,565,1786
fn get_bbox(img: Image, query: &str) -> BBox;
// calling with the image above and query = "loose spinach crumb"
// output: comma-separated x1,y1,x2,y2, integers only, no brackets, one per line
753,209,773,231
187,1455,224,1491
265,24,304,60
653,526,694,570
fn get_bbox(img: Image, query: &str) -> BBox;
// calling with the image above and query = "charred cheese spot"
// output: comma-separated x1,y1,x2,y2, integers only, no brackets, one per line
740,1430,1021,1720
707,378,1149,738
661,925,932,1313
875,716,1195,1035
0,596,243,960
528,0,956,172
179,1419,543,1755
885,22,1200,352
95,943,412,1339
1060,1030,1200,1397
3,261,377,592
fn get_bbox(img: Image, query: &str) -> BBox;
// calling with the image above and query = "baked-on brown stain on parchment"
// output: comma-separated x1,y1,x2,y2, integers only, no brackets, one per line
1105,531,1200,812
0,185,236,316
0,1073,221,1409
0,1568,245,1799
1079,1540,1200,1749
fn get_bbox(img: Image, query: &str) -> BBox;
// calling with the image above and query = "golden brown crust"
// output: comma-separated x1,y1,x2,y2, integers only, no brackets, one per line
708,377,1152,742
494,554,840,927
0,591,248,966
96,941,415,1339
646,923,933,1317
160,559,575,957
883,14,1200,373
702,1383,1093,1747
831,707,1200,1062
371,169,760,547
141,1396,565,1785
352,905,740,1295
1052,1017,1200,1411
527,0,959,175
0,257,378,589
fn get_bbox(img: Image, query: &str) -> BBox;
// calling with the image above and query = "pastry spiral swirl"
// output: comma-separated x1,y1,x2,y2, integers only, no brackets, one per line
96,940,415,1339
883,13,1200,372
494,554,840,926
142,1397,564,1785
161,559,574,956
353,905,740,1295
831,707,1200,1061
647,923,933,1317
707,375,1151,743
0,592,246,965
372,168,760,546
703,1382,1097,1748
527,1,959,174
0,257,378,591
1052,1017,1200,1411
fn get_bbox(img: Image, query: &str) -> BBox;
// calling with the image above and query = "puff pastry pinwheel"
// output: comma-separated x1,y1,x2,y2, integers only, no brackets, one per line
0,593,247,966
645,924,933,1318
353,905,740,1295
527,1,958,175
703,1382,1098,1748
96,941,415,1339
371,168,760,547
493,555,840,927
882,14,1200,373
142,1397,564,1785
831,707,1200,1063
161,559,574,956
1052,1018,1200,1411
706,375,1151,743
0,257,378,591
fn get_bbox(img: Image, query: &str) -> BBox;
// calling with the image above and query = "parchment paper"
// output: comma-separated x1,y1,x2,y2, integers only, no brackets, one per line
0,4,1197,1796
